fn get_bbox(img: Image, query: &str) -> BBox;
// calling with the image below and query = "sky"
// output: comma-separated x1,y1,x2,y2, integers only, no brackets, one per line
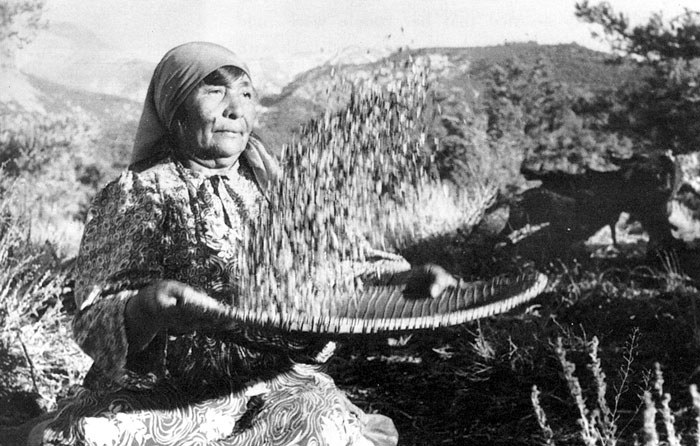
44,0,698,63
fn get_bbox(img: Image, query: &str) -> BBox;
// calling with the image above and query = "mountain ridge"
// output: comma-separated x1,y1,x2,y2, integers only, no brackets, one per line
257,42,633,148
6,40,634,160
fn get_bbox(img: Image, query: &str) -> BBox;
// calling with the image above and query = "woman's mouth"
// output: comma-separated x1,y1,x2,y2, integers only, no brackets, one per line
216,118,248,134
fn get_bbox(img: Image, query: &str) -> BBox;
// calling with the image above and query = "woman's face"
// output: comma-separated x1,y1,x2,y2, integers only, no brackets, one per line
174,74,257,168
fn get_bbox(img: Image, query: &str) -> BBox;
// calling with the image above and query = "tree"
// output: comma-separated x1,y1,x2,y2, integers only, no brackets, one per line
0,0,46,69
576,1,700,153
576,2,700,63
483,57,631,176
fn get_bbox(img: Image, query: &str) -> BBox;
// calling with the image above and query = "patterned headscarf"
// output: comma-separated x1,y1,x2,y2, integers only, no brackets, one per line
132,41,279,191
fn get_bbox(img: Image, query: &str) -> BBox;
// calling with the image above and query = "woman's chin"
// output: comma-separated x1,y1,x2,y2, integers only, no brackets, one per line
206,151,246,169
211,137,248,157
200,140,245,159
218,146,247,161
178,149,245,173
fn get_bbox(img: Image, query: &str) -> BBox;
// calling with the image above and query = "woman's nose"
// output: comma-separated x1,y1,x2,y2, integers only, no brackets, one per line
224,99,244,119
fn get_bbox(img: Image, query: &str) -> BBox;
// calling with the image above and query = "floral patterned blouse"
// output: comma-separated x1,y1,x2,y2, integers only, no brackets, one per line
73,154,307,393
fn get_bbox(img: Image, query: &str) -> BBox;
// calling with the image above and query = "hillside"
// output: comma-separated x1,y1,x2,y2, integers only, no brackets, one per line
0,70,142,254
19,22,153,103
18,22,340,103
25,73,141,171
2,41,638,183
5,41,636,189
0,69,45,114
258,43,635,150
454,41,636,88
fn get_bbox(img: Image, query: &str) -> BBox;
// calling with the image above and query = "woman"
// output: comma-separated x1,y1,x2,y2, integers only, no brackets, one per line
29,42,452,446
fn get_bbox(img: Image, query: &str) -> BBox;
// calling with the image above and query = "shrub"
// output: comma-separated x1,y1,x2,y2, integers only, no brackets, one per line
576,2,700,154
0,196,88,414
482,57,634,179
0,110,100,256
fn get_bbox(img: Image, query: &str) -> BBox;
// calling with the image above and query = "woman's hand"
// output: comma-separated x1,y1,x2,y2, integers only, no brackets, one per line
137,280,226,331
125,280,227,352
403,264,458,299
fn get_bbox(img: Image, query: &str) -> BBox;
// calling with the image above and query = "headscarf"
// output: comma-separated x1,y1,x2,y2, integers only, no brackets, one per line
131,41,280,192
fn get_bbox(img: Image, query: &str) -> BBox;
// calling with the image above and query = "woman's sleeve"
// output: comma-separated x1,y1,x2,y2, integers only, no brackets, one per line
72,171,165,381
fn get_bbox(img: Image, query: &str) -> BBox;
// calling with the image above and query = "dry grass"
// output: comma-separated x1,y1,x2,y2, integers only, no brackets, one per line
0,110,94,421
0,111,99,257
530,257,700,446
0,210,89,417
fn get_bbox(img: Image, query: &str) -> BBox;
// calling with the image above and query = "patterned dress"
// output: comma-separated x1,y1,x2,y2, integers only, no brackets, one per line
37,155,397,446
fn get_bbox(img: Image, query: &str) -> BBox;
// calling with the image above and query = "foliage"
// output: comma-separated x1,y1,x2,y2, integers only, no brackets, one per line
485,58,571,142
0,0,46,68
0,198,89,418
483,57,633,178
0,108,100,423
576,1,700,153
429,91,501,188
551,336,620,445
575,2,700,63
0,113,85,178
538,343,700,446
0,110,102,256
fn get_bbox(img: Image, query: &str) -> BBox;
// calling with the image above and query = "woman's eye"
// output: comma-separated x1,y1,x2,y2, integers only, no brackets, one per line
243,91,253,99
206,88,225,95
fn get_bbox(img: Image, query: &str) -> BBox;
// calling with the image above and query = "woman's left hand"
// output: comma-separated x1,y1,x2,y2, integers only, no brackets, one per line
404,264,458,299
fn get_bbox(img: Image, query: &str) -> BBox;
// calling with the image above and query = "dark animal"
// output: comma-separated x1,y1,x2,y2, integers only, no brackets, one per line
508,153,676,256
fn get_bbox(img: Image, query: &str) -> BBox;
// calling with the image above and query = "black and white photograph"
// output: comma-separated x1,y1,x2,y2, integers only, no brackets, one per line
1,1,700,445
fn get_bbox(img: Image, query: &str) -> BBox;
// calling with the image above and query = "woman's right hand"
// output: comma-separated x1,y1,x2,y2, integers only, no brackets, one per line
125,280,227,352
137,280,227,331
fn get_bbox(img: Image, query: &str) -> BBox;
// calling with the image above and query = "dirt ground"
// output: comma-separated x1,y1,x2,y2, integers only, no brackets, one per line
2,234,700,446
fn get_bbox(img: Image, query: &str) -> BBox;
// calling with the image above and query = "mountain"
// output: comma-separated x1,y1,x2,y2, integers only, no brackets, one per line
7,37,636,160
18,22,154,103
1,68,141,177
256,42,634,149
324,46,396,66
16,21,631,146
0,69,45,113
245,46,396,97
17,22,337,102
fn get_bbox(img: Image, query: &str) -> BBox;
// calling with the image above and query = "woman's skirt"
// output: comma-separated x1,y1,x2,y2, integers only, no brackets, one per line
32,364,397,446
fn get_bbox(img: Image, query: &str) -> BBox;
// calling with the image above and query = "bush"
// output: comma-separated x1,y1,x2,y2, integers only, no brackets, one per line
0,199,88,417
576,2,700,154
0,110,102,256
483,57,634,179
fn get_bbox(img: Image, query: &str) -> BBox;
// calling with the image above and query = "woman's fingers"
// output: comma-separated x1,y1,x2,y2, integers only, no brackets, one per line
172,283,220,311
145,280,227,332
404,264,458,299
425,265,458,298
131,280,233,336
135,282,175,319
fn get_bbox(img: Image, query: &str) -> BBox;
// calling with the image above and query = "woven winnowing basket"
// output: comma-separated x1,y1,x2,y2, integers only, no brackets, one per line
185,268,548,336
